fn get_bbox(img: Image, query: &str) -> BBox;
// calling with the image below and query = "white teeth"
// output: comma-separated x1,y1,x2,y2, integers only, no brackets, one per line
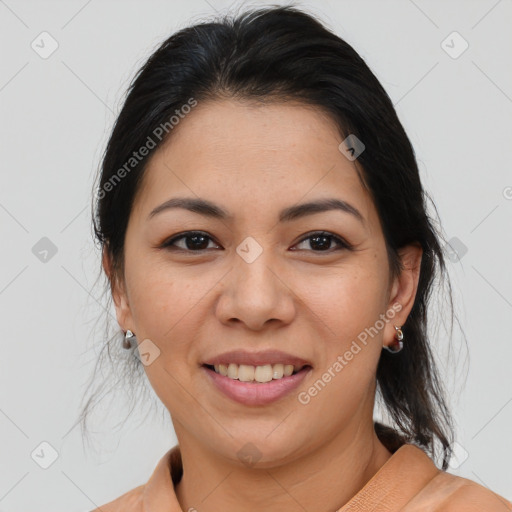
227,363,238,379
238,364,255,382
272,363,284,379
211,362,303,382
254,364,273,383
283,364,294,377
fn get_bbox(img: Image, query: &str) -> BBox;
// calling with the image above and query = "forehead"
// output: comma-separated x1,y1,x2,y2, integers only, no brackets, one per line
160,98,345,170
134,99,377,228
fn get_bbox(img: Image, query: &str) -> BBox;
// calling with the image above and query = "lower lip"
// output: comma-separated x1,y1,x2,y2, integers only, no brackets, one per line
202,365,312,406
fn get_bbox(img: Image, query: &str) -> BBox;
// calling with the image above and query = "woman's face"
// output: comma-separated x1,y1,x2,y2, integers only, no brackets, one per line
108,99,421,465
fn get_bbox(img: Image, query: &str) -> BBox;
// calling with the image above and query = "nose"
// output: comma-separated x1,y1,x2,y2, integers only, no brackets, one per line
214,247,296,331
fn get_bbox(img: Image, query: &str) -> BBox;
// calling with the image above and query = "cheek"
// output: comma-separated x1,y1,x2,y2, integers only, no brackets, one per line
296,353,378,442
125,255,195,335
297,262,388,343
124,256,223,375
296,270,387,420
125,260,203,410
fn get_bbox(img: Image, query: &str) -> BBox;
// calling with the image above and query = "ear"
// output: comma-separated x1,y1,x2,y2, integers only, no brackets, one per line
102,246,134,332
383,243,423,349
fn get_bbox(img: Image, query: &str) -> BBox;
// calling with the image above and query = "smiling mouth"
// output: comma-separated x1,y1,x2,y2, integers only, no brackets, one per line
203,363,311,383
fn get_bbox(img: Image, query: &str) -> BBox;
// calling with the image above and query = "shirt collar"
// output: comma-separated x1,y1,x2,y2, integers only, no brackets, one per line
143,444,183,512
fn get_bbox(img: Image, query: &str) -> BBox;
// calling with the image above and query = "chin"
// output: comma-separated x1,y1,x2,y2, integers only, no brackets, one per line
211,433,305,470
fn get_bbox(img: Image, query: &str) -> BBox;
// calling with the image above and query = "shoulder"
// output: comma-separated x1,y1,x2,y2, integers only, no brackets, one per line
416,470,512,511
89,484,145,512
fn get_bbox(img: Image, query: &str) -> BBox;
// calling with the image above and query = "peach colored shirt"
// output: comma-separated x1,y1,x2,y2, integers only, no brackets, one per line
93,442,512,511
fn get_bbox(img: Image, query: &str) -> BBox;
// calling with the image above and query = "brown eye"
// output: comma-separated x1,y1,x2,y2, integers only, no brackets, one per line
161,231,220,252
160,230,352,254
292,231,352,252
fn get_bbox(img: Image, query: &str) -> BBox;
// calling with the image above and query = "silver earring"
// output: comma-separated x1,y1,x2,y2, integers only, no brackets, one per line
383,325,404,353
123,329,136,349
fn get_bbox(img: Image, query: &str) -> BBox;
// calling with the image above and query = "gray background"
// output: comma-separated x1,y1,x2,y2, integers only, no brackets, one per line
1,0,511,510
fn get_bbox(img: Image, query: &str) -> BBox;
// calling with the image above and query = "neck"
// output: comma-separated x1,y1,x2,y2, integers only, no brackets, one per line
174,421,393,512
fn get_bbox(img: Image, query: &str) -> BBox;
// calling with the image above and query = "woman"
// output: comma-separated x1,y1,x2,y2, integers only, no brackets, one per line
85,5,511,511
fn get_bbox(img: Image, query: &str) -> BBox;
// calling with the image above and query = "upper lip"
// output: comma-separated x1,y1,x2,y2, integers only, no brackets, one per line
203,349,313,368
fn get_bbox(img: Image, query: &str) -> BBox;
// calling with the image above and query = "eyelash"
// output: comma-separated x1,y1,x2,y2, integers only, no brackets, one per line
160,230,352,253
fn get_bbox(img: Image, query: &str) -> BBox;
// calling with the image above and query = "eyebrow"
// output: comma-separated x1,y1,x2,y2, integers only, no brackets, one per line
148,197,364,224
